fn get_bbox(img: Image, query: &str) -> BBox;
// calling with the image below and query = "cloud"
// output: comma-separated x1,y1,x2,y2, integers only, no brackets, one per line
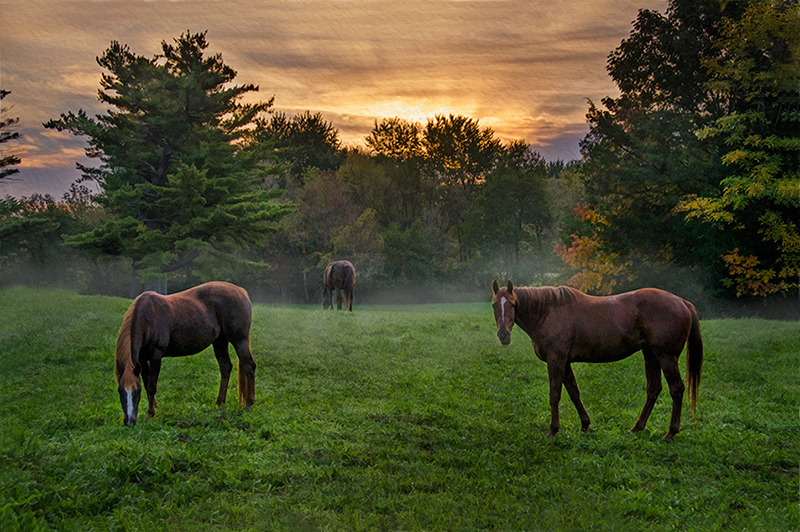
0,0,667,196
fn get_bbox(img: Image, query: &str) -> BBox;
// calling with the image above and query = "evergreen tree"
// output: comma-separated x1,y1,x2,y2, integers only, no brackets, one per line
45,31,290,294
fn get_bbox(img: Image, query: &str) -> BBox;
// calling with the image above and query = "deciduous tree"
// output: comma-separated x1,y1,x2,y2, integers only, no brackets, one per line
463,141,552,262
571,0,732,294
680,0,800,296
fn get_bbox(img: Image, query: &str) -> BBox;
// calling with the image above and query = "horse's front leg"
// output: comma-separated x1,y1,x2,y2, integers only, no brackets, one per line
545,358,566,437
143,357,161,417
563,363,591,432
213,338,233,405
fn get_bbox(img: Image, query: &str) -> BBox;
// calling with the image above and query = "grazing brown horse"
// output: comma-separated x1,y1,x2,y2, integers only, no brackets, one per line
114,281,256,426
323,260,356,311
491,280,703,441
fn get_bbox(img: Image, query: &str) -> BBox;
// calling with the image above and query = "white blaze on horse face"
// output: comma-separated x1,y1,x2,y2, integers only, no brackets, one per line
500,297,507,324
126,389,135,420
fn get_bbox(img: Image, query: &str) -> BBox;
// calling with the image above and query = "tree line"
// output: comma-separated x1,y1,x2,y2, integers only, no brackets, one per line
1,0,797,308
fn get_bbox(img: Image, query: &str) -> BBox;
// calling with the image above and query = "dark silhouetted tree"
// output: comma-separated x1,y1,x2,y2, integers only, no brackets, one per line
0,90,21,180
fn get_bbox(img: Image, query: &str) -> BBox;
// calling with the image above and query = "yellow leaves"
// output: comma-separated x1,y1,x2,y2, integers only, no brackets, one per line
721,211,800,297
554,231,634,295
720,149,751,166
722,249,781,297
774,177,800,207
676,195,735,225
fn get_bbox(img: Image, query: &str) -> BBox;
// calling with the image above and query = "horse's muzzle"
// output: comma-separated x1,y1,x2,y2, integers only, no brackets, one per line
497,329,511,345
120,387,140,427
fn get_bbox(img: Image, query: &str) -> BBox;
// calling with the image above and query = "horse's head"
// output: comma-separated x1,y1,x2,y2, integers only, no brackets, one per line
116,363,142,427
322,287,332,310
492,279,517,345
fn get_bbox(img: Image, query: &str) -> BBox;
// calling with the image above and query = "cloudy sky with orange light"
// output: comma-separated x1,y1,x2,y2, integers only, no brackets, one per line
0,0,666,198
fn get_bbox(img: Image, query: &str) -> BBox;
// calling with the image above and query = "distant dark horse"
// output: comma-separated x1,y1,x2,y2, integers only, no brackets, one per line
323,260,356,311
492,280,703,441
114,281,256,426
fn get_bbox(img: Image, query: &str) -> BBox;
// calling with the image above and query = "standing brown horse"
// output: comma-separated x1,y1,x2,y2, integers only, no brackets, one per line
114,281,256,426
491,280,703,441
323,260,356,311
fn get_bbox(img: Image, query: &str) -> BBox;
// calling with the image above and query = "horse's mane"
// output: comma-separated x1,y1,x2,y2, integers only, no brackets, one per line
114,302,138,388
515,286,581,320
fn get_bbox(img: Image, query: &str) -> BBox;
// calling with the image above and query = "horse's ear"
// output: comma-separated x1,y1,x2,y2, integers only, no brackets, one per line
507,280,514,294
492,279,500,294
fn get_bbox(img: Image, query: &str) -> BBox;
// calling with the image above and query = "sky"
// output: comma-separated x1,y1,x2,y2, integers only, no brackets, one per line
0,0,667,198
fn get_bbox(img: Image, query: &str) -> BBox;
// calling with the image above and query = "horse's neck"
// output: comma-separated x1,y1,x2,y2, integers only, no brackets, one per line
130,292,169,359
516,286,574,335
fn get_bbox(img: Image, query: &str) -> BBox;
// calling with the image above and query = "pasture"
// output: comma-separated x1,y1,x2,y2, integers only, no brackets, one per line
0,286,797,531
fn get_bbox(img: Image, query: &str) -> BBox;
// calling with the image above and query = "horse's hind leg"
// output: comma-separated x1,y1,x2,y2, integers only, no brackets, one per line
213,338,233,405
632,349,663,434
232,338,257,407
336,288,343,310
545,360,567,437
660,356,685,442
563,363,591,432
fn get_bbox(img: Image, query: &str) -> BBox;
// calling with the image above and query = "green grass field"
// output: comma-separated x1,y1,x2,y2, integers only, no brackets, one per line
0,286,797,531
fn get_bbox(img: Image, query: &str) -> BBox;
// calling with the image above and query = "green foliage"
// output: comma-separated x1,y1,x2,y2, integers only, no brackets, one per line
0,186,115,289
569,0,799,298
423,114,503,238
680,0,800,296
382,223,442,282
463,140,553,260
260,110,343,184
580,14,728,291
0,287,798,530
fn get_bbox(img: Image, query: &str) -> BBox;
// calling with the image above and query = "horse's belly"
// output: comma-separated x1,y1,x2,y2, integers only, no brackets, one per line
570,339,641,364
166,324,220,357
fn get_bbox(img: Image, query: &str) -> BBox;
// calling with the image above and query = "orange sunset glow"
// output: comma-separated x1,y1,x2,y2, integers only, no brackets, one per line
0,0,667,197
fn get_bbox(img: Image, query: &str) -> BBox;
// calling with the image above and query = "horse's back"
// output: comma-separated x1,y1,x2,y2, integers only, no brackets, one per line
159,282,251,354
188,281,252,335
531,287,693,361
187,282,250,309
587,288,693,351
325,260,356,288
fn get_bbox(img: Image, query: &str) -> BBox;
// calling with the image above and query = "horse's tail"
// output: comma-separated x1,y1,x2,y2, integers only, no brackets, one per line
236,338,256,408
344,262,356,287
684,300,704,416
